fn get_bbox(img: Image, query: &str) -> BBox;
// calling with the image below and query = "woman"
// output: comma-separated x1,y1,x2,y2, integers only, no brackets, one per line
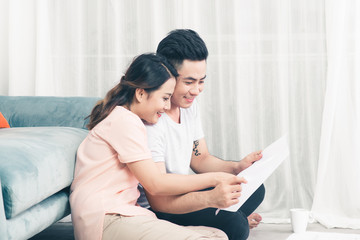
70,53,241,240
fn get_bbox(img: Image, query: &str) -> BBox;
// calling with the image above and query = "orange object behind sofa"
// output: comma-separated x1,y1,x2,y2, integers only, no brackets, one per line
0,112,10,128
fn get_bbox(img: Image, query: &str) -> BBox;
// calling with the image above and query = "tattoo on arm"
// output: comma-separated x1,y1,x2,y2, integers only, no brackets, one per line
193,140,201,156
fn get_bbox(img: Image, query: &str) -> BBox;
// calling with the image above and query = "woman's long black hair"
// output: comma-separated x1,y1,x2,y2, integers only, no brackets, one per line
87,53,178,130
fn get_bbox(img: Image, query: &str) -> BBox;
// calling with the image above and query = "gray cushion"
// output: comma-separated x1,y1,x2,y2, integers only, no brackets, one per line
0,127,88,219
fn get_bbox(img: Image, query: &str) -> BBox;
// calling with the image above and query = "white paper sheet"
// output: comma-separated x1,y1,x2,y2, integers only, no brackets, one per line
216,134,289,214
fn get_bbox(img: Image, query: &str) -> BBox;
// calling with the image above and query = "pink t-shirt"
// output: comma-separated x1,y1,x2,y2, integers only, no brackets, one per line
70,106,156,240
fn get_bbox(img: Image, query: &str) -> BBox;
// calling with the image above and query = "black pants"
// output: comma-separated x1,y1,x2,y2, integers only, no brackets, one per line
151,184,265,240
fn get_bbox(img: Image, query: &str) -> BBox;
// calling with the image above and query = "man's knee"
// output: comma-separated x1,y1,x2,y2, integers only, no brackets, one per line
238,184,266,217
220,212,249,240
256,184,266,203
231,222,249,240
248,184,266,208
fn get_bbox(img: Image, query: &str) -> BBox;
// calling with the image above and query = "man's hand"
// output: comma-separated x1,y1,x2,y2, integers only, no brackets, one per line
235,150,263,174
206,175,247,209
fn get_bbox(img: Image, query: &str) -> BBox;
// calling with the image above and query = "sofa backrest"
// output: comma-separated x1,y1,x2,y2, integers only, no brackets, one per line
0,96,100,129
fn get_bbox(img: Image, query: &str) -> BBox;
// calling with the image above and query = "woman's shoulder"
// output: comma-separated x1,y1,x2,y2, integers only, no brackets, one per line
96,106,145,133
113,106,143,124
111,106,139,119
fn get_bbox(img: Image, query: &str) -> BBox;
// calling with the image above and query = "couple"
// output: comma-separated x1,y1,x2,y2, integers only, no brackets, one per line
70,29,265,240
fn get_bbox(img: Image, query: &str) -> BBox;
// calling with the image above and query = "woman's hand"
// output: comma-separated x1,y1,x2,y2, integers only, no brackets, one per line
207,173,247,208
212,172,247,186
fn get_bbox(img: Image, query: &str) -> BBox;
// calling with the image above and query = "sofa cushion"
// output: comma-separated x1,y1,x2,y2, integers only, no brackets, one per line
0,127,88,219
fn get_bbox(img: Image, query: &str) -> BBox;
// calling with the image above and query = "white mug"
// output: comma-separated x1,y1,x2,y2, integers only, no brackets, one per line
290,208,309,233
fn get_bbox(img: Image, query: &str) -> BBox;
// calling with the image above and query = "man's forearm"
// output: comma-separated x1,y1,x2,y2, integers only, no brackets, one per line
147,190,212,214
190,138,240,174
191,154,238,175
195,151,263,175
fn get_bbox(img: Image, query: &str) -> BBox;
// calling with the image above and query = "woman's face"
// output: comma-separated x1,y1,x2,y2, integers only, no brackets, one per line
138,77,176,124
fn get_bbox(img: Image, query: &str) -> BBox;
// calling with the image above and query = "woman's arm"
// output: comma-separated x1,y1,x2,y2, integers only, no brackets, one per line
127,159,244,196
144,162,244,213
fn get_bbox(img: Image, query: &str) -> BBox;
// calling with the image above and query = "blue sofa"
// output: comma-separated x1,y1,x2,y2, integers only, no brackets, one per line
0,96,99,240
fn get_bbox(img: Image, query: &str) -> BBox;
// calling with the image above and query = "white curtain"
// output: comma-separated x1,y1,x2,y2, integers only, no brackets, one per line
1,0,359,228
311,0,360,229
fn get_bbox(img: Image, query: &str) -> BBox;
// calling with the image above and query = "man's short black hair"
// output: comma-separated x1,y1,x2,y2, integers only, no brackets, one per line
156,29,208,69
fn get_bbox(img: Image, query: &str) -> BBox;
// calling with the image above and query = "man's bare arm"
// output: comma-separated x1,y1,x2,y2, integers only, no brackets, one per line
190,138,263,175
190,138,238,174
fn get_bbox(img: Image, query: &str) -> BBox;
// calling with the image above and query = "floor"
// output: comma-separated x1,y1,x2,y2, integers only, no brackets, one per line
248,223,360,240
30,222,360,240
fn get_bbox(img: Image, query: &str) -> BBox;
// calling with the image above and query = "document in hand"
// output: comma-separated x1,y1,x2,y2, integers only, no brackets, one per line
216,134,290,214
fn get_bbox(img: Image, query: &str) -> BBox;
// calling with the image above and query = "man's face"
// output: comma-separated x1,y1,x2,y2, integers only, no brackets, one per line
171,60,207,109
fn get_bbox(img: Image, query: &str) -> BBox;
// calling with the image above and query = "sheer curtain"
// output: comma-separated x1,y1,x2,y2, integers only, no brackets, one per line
201,0,326,222
311,0,360,229
1,0,359,228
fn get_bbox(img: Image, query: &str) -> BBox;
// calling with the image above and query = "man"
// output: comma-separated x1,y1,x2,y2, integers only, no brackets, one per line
138,29,265,240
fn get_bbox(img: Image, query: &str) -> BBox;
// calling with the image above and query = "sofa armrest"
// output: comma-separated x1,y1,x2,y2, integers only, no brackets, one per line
0,179,8,240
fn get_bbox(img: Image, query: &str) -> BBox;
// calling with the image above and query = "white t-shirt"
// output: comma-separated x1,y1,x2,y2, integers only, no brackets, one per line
137,101,204,208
